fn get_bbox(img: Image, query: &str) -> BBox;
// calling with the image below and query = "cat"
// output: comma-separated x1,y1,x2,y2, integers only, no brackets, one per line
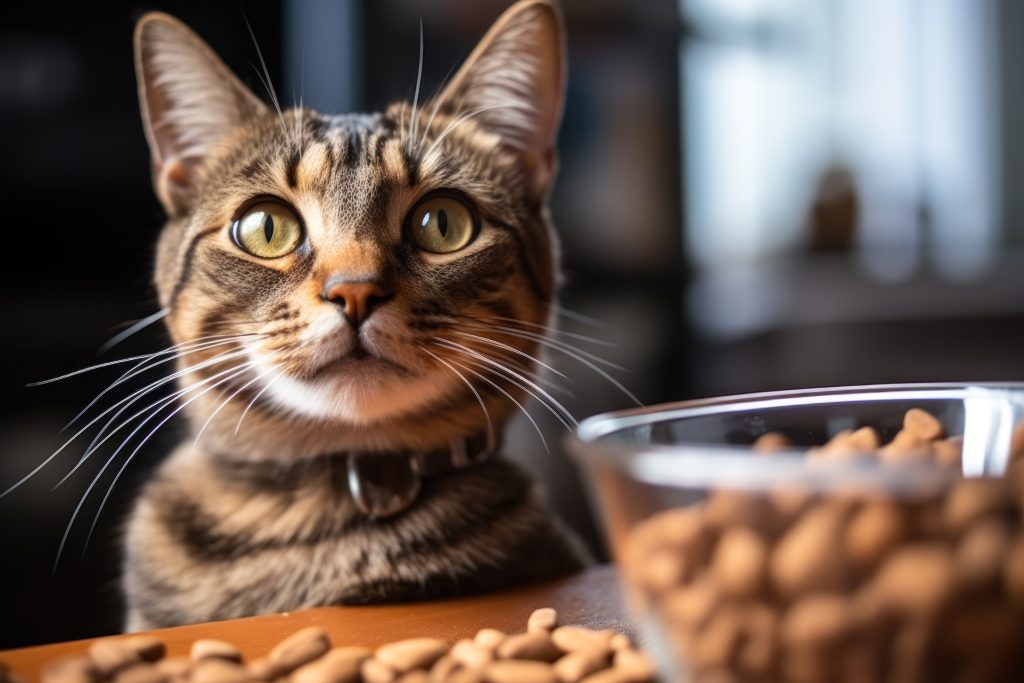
122,0,589,630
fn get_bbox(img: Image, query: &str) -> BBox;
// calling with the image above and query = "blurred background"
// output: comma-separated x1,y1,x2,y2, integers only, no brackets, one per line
2,0,1022,648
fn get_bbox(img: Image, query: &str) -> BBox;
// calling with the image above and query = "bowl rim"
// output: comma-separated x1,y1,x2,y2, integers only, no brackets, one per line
567,382,1024,493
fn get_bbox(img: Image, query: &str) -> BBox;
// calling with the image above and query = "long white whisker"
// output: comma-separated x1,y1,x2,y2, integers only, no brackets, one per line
98,308,169,354
242,12,289,140
54,362,254,571
422,347,494,448
408,19,424,153
471,315,616,347
51,349,252,491
0,348,250,499
65,335,265,434
191,364,279,449
545,302,608,328
234,371,283,435
444,355,548,454
436,339,576,430
446,332,575,398
79,363,258,563
448,331,568,379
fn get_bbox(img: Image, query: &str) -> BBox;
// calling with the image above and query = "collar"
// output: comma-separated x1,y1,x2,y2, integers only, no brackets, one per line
346,430,499,518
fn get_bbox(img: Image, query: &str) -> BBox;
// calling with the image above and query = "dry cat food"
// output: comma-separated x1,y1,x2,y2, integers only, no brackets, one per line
12,609,654,683
623,409,1024,683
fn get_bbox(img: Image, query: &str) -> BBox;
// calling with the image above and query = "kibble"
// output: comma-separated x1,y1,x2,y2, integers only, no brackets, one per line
619,408,1024,683
6,614,649,683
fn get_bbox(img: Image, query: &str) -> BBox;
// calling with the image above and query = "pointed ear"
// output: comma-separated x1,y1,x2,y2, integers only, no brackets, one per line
134,13,268,215
432,0,566,199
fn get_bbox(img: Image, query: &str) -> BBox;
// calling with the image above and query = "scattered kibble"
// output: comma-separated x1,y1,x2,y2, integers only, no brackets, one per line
20,608,652,683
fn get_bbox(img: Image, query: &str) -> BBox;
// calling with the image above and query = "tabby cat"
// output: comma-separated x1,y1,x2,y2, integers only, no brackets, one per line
122,0,589,630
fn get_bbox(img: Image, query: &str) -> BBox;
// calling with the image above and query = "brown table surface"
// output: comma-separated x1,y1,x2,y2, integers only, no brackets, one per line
1,566,632,681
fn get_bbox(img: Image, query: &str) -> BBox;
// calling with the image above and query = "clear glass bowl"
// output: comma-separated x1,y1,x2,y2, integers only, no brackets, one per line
569,383,1024,683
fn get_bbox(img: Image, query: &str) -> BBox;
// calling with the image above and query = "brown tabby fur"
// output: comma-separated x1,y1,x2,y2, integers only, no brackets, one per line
123,0,588,630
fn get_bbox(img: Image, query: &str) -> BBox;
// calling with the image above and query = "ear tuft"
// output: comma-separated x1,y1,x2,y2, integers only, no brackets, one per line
135,13,267,214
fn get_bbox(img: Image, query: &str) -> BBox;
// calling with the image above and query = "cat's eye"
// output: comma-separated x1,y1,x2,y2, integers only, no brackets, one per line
406,192,478,254
231,201,304,259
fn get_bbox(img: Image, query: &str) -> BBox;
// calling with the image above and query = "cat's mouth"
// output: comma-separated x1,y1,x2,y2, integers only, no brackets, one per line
305,341,410,380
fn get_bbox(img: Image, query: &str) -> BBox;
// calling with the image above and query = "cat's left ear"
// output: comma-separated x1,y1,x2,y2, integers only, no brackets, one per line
134,13,269,216
431,0,566,200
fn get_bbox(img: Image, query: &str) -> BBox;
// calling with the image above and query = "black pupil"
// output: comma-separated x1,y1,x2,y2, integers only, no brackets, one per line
437,209,448,238
263,214,274,242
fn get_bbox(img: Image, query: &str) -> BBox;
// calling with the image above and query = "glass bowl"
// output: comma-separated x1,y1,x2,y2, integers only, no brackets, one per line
569,383,1024,683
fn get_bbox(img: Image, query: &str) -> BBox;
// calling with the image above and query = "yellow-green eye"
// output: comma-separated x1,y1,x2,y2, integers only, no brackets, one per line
231,201,303,258
407,193,478,254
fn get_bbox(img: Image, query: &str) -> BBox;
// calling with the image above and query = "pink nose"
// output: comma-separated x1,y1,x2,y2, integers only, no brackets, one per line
322,279,390,326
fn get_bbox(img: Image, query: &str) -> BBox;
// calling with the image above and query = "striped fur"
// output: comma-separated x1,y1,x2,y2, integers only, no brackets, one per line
124,0,587,630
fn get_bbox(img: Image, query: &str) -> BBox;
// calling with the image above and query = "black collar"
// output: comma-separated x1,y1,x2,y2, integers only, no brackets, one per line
212,430,499,519
346,430,499,517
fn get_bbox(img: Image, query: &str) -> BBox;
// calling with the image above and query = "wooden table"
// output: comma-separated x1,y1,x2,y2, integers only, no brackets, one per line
1,567,631,681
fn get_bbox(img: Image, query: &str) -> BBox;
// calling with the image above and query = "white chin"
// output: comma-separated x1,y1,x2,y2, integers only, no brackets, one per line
259,368,454,424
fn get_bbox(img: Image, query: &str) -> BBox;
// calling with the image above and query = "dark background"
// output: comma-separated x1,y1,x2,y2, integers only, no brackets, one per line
1,0,1022,648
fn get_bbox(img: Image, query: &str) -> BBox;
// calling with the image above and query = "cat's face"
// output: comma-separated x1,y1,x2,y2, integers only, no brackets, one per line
135,2,564,432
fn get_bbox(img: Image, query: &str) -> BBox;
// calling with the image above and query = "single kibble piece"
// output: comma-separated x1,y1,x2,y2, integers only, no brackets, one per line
550,627,615,655
711,526,768,599
155,658,191,678
932,437,963,469
879,430,931,462
954,519,1011,592
430,655,461,681
663,578,718,631
451,640,494,669
483,660,558,683
396,671,430,683
688,605,743,671
612,648,655,680
88,640,140,676
943,478,1014,534
122,636,166,663
753,432,792,452
845,500,909,572
111,663,163,683
625,508,706,562
634,548,688,595
474,629,507,651
360,658,397,683
291,647,371,683
496,632,561,662
41,657,100,683
847,426,881,452
903,408,944,441
869,543,956,615
770,503,848,597
191,639,242,663
270,627,331,672
376,638,449,673
781,594,853,650
736,603,777,675
704,490,779,536
191,658,249,683
552,650,608,683
528,607,559,633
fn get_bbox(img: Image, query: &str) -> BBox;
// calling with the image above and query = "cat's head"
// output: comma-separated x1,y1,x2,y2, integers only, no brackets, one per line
133,1,565,448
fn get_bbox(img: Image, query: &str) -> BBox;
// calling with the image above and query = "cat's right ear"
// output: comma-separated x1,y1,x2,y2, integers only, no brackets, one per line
134,13,268,216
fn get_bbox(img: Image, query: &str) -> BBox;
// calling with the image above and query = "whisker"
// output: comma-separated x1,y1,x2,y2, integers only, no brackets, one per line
443,354,548,453
423,103,527,162
235,371,283,435
98,308,169,354
448,331,568,379
467,314,616,347
435,339,576,431
191,364,279,448
65,335,265,434
242,11,290,142
52,349,252,491
0,348,250,499
408,19,424,153
544,302,608,328
55,361,255,570
421,347,495,448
